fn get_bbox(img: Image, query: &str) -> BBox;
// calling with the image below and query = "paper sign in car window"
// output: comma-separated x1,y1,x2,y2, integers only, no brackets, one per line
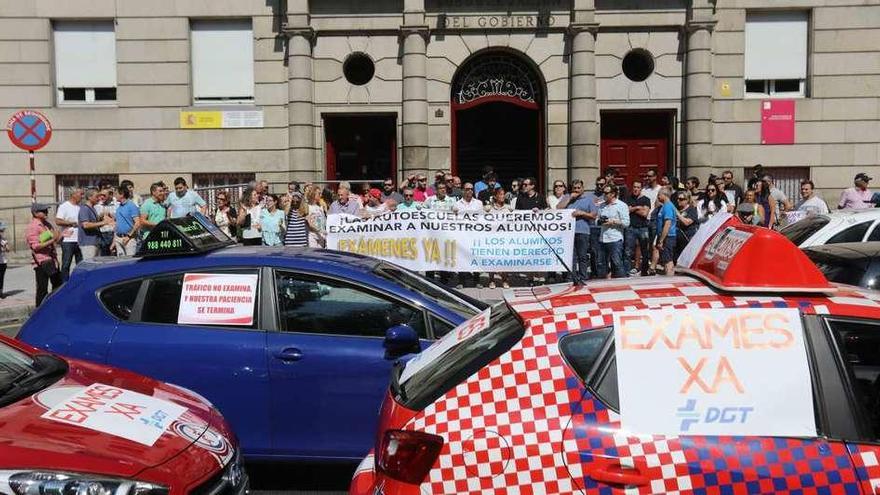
41,383,187,446
613,308,816,437
178,273,258,326
400,307,492,383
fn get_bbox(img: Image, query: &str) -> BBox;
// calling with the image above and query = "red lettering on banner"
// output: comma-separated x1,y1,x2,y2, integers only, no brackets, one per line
48,407,88,424
679,356,745,394
107,402,146,420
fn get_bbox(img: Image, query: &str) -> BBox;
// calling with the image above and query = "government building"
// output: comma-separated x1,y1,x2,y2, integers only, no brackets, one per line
1,0,878,218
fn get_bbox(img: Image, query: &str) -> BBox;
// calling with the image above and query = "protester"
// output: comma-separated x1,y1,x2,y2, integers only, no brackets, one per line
474,167,499,196
506,179,520,207
362,188,387,217
624,180,651,276
750,178,774,228
56,188,83,282
381,178,404,203
454,183,484,289
642,169,661,209
259,194,285,246
78,189,113,260
558,180,597,284
485,187,512,289
0,223,8,297
398,188,422,211
515,177,547,210
213,190,238,238
604,169,629,200
839,173,874,210
94,185,117,256
443,174,457,198
596,185,629,278
476,173,500,204
139,182,168,241
120,180,140,207
740,189,765,225
329,185,361,215
674,190,699,260
167,177,206,218
402,173,417,193
283,192,309,247
434,170,446,190
27,203,62,306
114,187,141,256
763,174,792,226
287,180,301,196
655,186,677,275
721,170,743,206
237,186,263,246
304,185,327,247
411,174,434,202
696,183,729,222
547,180,567,209
425,183,456,211
796,180,829,216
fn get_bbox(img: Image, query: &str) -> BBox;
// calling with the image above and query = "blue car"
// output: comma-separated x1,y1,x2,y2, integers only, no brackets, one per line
18,215,483,462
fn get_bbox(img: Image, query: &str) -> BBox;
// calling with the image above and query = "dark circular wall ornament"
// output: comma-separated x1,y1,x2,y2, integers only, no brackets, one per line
343,52,375,86
622,49,655,82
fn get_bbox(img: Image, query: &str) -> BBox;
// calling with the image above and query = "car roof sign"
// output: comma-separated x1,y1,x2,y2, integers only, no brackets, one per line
136,213,235,258
679,222,835,293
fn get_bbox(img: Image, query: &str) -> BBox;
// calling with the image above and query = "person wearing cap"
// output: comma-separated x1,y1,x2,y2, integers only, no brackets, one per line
839,173,875,210
27,203,63,306
362,188,388,217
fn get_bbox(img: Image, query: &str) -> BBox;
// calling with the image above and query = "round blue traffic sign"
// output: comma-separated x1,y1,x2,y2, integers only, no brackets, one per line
6,110,52,151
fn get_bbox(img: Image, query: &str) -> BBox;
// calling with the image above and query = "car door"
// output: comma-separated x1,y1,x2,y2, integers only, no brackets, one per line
823,317,880,493
557,323,863,494
106,268,271,457
266,269,431,460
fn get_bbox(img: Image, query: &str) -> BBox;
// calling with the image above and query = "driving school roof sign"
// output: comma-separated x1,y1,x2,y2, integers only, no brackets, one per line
6,110,52,151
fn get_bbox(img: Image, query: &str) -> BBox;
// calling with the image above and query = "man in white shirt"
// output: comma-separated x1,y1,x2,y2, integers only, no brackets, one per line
642,169,661,209
796,180,829,216
55,188,83,282
425,183,457,212
453,183,484,213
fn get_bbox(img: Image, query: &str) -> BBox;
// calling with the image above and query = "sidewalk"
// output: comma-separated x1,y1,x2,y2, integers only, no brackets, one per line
0,264,38,324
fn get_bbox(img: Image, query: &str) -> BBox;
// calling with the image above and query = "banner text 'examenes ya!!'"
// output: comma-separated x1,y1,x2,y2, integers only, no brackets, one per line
618,311,796,394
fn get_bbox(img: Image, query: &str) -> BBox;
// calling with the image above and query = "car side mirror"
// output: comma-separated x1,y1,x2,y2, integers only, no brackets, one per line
384,324,420,360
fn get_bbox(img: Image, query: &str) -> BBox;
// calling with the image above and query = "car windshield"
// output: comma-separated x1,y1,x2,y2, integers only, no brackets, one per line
780,215,830,245
805,252,870,288
373,263,484,317
0,342,67,407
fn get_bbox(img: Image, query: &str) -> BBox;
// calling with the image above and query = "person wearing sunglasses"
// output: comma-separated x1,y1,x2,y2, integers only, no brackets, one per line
674,191,699,260
696,183,729,222
397,188,423,211
514,177,548,211
547,181,568,209
413,175,434,202
380,177,404,204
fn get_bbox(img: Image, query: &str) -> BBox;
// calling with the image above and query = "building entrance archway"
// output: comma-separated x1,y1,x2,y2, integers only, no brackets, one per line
451,52,544,190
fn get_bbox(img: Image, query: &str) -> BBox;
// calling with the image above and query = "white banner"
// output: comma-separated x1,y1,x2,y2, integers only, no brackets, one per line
614,308,816,437
177,273,258,326
326,210,575,272
41,383,187,446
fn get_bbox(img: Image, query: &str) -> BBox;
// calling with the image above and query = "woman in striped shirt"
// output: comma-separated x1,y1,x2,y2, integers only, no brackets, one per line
283,192,309,247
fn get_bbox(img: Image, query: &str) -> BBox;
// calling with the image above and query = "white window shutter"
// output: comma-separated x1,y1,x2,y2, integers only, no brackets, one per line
745,11,808,80
54,21,117,88
191,19,254,100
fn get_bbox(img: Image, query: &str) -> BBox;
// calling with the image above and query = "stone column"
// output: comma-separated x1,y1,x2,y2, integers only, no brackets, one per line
567,24,599,184
684,1,716,176
285,0,318,181
568,0,599,184
400,26,430,177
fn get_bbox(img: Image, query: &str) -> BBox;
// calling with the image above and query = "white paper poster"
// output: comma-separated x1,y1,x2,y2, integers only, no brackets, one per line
41,383,187,446
400,307,492,383
326,210,575,273
613,308,816,437
177,273,258,326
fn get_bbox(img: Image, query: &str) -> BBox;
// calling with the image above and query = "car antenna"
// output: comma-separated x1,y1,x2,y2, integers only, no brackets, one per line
528,215,579,286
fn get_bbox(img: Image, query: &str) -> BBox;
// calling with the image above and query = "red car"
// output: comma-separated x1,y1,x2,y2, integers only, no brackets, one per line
352,221,880,494
0,335,246,495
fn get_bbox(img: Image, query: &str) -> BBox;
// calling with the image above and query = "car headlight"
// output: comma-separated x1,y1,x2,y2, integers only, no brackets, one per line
3,472,169,495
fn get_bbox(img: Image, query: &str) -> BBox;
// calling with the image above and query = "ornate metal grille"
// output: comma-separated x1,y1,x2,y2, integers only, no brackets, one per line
452,54,541,106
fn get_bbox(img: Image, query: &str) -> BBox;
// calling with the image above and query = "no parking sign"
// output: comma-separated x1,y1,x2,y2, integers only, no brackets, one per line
7,110,52,151
6,110,52,202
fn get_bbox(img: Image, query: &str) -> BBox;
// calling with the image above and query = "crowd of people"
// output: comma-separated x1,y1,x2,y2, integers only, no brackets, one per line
21,165,878,305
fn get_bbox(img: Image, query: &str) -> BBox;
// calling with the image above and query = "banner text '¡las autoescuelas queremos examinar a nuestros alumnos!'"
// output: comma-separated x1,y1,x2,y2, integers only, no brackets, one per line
326,210,576,272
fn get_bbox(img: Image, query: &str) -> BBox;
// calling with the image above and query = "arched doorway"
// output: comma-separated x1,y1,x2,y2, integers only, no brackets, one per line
451,51,544,189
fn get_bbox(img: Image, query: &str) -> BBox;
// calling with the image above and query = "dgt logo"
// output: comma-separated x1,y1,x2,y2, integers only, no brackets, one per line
676,399,754,432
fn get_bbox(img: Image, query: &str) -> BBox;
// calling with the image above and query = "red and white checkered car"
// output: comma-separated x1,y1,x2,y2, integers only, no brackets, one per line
351,221,880,494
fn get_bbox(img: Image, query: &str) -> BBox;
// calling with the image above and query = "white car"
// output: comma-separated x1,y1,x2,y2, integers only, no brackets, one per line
781,208,880,247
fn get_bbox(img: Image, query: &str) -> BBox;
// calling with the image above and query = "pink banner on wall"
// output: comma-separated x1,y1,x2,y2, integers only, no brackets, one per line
761,99,795,145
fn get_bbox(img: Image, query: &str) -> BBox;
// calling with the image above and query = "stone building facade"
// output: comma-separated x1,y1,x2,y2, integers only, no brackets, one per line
0,0,878,215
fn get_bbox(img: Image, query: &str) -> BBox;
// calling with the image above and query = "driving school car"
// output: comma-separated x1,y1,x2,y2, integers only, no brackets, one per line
352,219,880,494
0,333,246,495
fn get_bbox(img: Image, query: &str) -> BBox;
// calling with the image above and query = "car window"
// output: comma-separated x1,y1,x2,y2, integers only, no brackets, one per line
274,271,426,338
827,319,880,439
827,221,873,244
868,224,880,242
99,280,142,320
805,251,867,287
429,315,455,338
559,328,619,410
780,215,830,245
139,270,259,328
373,263,483,317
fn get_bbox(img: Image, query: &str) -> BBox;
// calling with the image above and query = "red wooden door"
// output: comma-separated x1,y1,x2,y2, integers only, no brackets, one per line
601,138,667,187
